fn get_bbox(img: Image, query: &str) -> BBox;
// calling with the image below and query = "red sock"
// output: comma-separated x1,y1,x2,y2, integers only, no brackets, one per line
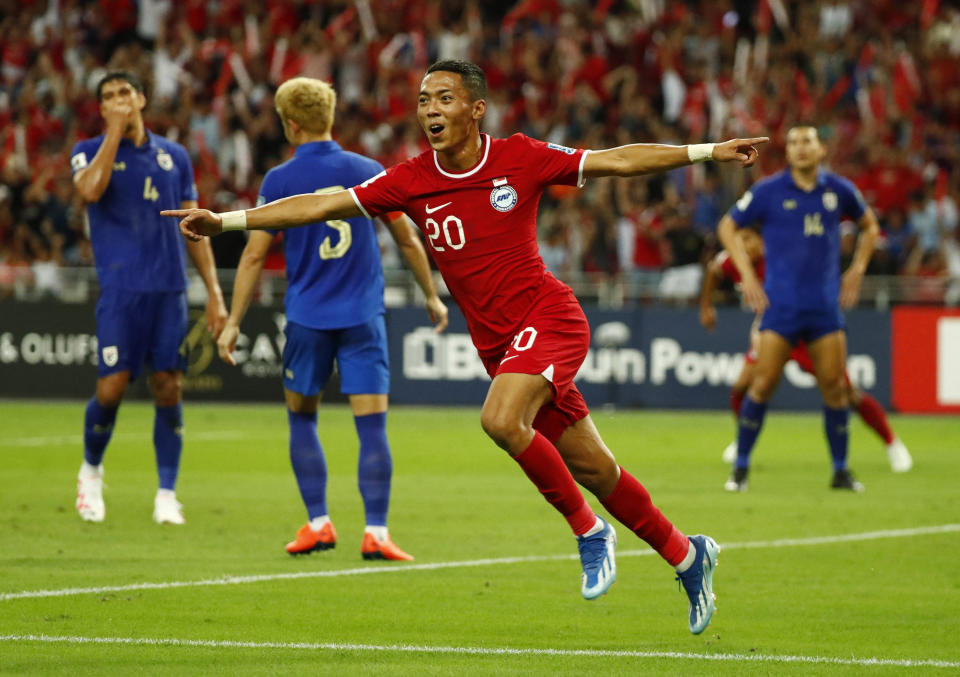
513,432,596,536
730,388,745,418
600,467,689,566
856,393,895,444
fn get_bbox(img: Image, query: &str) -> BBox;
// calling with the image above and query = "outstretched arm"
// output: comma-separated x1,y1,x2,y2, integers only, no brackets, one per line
839,207,879,308
383,213,449,333
583,137,769,179
163,189,363,240
717,215,768,313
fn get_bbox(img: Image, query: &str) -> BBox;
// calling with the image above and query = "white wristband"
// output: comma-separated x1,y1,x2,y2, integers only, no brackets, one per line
687,143,715,163
220,210,247,231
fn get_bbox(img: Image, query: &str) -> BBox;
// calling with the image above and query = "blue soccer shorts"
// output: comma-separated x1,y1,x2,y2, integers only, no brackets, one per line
282,314,390,396
95,288,188,379
759,304,845,345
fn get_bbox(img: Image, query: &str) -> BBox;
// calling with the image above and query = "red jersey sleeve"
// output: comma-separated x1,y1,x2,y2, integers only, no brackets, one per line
513,134,588,189
716,251,741,282
349,162,413,217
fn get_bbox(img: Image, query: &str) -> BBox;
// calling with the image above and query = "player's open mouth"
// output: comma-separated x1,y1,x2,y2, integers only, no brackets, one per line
429,123,445,138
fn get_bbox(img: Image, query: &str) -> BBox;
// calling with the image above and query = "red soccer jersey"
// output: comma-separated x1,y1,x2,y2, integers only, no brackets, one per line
716,250,766,284
350,133,587,357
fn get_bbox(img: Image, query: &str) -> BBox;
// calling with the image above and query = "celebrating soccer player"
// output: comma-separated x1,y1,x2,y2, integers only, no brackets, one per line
165,60,769,634
72,71,227,525
217,77,448,560
700,229,912,483
715,125,881,493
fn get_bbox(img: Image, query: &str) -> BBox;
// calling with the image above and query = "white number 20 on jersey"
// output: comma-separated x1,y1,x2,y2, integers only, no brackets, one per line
314,186,351,260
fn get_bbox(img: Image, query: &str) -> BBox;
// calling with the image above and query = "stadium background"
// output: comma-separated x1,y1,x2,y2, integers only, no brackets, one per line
0,0,958,412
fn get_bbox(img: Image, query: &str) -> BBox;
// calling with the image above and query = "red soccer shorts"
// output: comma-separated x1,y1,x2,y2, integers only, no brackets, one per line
480,286,591,442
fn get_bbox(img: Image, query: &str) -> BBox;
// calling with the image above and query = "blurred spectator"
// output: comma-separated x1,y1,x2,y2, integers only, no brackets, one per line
876,207,916,274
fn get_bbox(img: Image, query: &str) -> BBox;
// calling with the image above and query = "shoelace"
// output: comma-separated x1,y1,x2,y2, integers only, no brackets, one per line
578,534,608,572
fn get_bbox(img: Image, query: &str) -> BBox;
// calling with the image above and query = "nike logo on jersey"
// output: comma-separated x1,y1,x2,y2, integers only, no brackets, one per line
424,201,452,214
499,355,519,365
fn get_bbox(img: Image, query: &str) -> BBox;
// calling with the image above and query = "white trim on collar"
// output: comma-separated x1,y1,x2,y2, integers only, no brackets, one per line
432,134,491,179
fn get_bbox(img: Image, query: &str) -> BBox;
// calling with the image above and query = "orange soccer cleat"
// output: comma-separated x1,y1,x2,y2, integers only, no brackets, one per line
285,521,338,555
361,532,414,561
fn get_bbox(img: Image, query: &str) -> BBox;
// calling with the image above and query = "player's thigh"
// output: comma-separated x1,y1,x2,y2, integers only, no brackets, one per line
750,330,793,399
95,371,131,406
151,369,182,406
335,315,390,397
348,394,387,417
481,372,554,442
148,291,188,375
806,330,847,392
95,287,151,381
284,388,320,414
282,321,337,397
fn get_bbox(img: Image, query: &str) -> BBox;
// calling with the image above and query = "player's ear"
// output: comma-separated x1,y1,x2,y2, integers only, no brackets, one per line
472,98,486,122
136,90,147,112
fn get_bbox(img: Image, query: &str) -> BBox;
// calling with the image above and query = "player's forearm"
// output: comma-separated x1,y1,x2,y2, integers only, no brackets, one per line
186,238,225,300
236,192,357,231
74,129,123,202
847,211,880,276
397,235,440,301
700,266,719,309
586,143,712,178
717,217,758,284
226,249,267,325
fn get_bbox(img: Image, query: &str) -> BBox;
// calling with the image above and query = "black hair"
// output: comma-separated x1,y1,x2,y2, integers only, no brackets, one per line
96,71,145,102
425,60,487,101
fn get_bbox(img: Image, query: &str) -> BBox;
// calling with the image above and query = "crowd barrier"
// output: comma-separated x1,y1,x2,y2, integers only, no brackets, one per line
9,301,952,412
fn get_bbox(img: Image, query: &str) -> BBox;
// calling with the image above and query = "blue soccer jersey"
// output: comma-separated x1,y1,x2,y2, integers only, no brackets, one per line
71,132,197,292
727,169,866,311
257,141,386,330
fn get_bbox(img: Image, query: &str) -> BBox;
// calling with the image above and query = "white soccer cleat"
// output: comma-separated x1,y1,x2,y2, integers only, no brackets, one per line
153,490,185,525
886,438,913,473
721,440,737,464
76,463,105,522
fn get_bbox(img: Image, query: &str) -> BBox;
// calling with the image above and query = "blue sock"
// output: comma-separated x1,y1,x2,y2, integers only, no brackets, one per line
736,395,768,470
823,406,850,471
154,403,183,490
83,397,118,466
288,410,327,520
355,412,392,527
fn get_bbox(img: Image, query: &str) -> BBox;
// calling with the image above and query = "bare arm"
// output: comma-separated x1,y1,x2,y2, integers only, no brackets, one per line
717,214,768,313
583,137,769,179
163,189,363,240
181,199,228,337
839,207,880,308
217,230,274,365
73,115,127,203
383,213,449,332
699,258,723,331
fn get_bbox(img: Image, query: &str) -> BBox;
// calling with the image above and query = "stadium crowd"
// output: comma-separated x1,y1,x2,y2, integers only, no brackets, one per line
1,0,959,304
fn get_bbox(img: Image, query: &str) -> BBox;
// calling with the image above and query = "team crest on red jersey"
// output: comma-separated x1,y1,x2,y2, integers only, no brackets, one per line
490,177,518,212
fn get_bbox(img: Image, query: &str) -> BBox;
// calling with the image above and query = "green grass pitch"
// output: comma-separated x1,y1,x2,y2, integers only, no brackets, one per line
1,401,958,675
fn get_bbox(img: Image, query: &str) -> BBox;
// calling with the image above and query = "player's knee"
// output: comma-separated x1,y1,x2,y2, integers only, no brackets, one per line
152,372,182,407
479,408,526,453
750,373,777,401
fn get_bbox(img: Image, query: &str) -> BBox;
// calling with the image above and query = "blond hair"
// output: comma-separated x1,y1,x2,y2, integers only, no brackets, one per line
274,77,337,135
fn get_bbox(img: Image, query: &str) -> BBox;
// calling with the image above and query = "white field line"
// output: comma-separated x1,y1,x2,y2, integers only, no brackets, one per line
2,523,957,602
0,634,957,669
0,430,280,448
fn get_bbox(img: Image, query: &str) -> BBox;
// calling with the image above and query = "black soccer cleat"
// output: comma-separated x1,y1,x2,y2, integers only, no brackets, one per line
724,466,749,492
831,468,865,493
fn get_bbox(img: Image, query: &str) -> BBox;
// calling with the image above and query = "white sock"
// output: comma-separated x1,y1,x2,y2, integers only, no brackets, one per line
156,488,176,500
675,539,696,573
81,461,102,476
578,516,605,538
309,515,331,532
365,525,389,541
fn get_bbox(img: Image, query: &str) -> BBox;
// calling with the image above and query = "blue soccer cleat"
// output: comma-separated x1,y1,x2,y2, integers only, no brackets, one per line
577,517,617,600
676,534,720,634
